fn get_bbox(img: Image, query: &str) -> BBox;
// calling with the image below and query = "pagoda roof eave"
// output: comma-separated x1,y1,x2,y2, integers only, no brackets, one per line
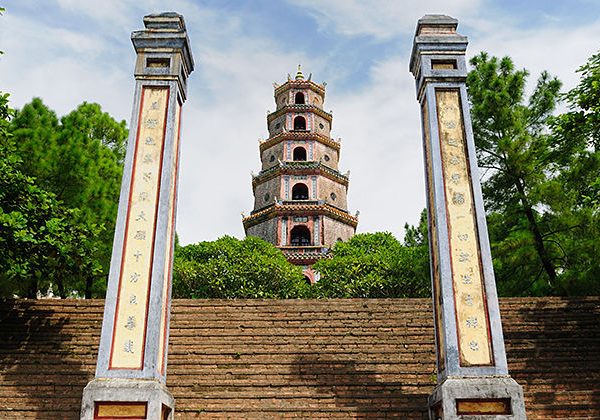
274,79,326,96
242,202,359,229
252,162,349,188
267,104,332,124
260,132,340,153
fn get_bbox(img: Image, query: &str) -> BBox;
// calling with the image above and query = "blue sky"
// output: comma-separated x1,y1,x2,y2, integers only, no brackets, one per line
1,0,599,244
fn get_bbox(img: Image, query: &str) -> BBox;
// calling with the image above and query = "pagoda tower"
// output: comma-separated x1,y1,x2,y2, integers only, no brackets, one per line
243,66,358,283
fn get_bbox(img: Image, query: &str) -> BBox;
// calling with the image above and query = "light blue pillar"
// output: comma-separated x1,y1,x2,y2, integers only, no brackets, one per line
410,15,526,419
81,12,194,420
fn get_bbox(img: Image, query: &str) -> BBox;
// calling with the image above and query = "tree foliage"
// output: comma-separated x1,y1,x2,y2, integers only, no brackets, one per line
172,236,310,298
0,96,103,298
2,37,598,299
312,215,430,298
1,97,127,298
547,50,600,294
467,52,599,296
9,99,127,297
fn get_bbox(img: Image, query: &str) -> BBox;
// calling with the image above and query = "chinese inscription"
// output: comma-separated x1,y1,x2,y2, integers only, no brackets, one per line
109,86,169,369
436,89,492,366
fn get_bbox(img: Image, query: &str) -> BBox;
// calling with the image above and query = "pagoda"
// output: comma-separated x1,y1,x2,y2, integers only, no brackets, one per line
243,66,358,283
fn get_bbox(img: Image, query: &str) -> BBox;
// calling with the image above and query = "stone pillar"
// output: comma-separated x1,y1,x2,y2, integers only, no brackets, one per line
81,12,194,420
409,15,526,419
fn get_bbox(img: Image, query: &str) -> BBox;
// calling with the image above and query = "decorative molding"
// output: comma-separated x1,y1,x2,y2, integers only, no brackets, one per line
243,202,358,229
260,132,340,153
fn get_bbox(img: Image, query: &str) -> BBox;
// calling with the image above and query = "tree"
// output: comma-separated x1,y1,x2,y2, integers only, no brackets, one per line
0,8,122,298
172,236,309,298
0,96,102,298
9,99,127,297
466,53,563,295
547,50,600,294
312,224,430,298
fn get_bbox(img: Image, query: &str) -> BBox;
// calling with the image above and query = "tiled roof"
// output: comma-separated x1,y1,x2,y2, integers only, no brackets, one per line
274,79,326,96
281,246,331,263
267,104,332,124
243,202,358,229
259,132,340,153
252,161,349,188
0,297,599,419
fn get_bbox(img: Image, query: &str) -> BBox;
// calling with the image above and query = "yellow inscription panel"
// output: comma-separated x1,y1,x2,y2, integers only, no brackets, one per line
158,103,180,376
95,402,147,418
456,399,511,415
435,89,493,366
110,86,169,370
423,100,445,372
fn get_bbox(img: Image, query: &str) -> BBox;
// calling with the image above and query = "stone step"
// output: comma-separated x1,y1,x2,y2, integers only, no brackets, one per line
0,296,598,418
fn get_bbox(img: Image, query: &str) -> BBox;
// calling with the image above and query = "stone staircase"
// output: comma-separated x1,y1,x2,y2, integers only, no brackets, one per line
0,297,598,419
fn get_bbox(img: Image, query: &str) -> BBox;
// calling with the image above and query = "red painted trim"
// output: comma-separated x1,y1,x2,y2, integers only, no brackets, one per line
108,86,170,371
141,86,170,371
276,217,281,246
454,88,495,365
437,90,468,368
458,89,495,363
283,141,287,163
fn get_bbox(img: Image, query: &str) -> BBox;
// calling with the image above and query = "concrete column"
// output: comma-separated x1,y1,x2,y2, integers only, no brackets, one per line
409,15,526,419
81,12,194,420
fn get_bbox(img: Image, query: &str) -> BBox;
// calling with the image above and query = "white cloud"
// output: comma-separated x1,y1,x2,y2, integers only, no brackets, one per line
55,0,139,32
176,37,323,244
287,0,481,39
0,13,132,119
467,19,600,92
2,1,599,247
327,56,425,238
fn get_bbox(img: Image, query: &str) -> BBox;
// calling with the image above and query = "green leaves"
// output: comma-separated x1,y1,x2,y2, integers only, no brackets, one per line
0,146,100,298
172,236,309,299
172,230,431,300
313,224,431,298
468,51,600,296
1,96,127,298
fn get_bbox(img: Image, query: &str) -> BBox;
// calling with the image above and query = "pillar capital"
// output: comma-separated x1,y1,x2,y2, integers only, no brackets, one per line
409,14,468,101
131,12,194,101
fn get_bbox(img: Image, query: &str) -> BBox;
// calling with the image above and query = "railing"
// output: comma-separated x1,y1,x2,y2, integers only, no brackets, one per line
279,245,329,254
280,200,323,206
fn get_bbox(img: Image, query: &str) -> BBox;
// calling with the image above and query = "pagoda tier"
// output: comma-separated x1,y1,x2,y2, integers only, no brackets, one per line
243,66,357,283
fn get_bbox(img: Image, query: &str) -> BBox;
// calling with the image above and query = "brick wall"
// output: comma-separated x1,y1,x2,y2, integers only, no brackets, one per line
0,297,598,419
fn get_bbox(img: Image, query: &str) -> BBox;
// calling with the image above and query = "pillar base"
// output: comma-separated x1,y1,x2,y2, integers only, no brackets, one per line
81,378,174,420
429,377,526,419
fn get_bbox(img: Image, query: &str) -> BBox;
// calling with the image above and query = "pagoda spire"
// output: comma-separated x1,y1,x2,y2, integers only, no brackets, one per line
295,64,304,80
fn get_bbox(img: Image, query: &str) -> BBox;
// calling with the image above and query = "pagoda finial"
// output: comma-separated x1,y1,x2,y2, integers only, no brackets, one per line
295,64,304,80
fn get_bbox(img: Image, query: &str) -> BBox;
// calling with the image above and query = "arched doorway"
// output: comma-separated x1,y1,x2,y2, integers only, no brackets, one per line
292,183,309,200
293,116,306,130
290,225,311,246
295,92,305,104
293,147,307,161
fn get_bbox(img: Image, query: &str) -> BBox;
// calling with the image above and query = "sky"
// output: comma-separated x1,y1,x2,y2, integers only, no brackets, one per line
1,0,599,245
